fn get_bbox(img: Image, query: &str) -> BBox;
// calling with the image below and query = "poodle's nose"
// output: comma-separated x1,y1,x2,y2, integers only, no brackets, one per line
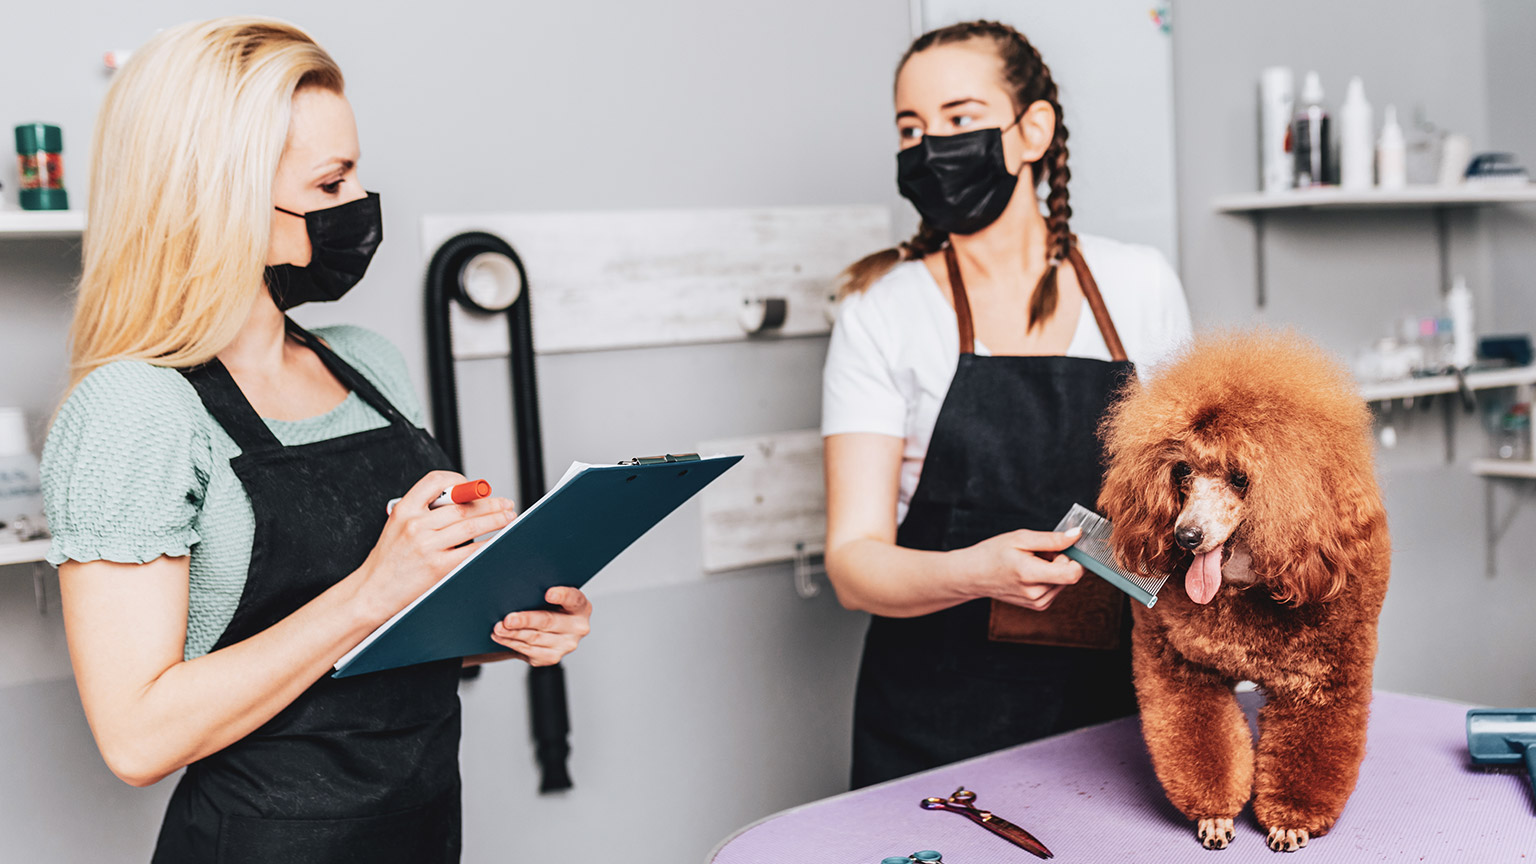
1176,525,1204,550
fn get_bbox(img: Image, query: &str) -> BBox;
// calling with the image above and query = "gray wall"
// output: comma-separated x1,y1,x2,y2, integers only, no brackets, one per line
0,1,908,861
1173,0,1536,706
7,1,1536,861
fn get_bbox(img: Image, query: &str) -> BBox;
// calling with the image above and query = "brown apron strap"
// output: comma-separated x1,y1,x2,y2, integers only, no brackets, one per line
943,244,976,355
1067,242,1128,363
944,239,1128,363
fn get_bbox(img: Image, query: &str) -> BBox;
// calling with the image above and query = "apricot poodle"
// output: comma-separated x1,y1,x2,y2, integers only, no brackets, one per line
1098,330,1390,853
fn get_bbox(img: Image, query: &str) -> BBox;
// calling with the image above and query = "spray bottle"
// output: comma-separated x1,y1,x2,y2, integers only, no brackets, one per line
1292,71,1332,187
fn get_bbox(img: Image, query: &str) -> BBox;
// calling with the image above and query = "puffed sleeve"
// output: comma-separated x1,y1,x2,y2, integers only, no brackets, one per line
41,362,211,566
822,288,907,439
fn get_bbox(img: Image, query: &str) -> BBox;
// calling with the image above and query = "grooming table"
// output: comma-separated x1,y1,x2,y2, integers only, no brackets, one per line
710,692,1534,862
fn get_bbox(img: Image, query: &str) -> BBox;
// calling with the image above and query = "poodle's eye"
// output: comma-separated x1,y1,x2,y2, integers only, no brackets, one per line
1229,471,1249,492
1172,462,1192,483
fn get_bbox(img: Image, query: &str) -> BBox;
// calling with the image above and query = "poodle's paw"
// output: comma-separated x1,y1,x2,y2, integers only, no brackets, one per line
1265,827,1309,852
1197,817,1236,850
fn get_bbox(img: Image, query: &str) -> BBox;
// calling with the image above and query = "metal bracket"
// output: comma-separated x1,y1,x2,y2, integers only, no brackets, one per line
1483,476,1535,579
31,562,47,615
1253,211,1267,308
792,541,826,600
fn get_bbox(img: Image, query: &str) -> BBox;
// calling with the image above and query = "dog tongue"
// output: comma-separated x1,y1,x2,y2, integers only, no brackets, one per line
1186,549,1222,605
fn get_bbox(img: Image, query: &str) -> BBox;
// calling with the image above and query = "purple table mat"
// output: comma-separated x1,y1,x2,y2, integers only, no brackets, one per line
710,692,1535,863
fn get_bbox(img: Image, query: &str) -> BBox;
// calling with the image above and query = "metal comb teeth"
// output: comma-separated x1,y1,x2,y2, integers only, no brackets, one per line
1054,503,1170,608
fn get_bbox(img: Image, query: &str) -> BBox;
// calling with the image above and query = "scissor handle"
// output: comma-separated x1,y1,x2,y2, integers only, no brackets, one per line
920,797,951,810
951,788,977,805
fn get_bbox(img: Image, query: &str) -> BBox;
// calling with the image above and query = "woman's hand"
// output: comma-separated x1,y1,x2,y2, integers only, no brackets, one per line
954,527,1086,611
355,470,518,622
488,587,593,667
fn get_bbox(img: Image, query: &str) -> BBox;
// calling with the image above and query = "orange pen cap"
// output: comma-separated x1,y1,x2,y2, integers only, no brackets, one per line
450,479,492,504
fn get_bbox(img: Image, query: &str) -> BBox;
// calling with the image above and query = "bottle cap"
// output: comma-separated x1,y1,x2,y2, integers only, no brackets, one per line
1302,71,1324,104
14,123,63,154
0,408,29,458
1344,76,1367,106
882,858,913,864
913,853,944,863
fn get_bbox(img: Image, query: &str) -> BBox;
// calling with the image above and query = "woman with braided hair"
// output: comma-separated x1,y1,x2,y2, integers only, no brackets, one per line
822,20,1191,787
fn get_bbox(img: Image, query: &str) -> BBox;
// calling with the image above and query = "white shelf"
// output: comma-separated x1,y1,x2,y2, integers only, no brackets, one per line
0,540,50,567
1213,184,1536,213
1358,366,1536,403
1472,459,1536,479
0,210,85,239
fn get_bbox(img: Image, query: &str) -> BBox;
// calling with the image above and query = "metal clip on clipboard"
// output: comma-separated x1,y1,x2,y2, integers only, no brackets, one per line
618,453,703,466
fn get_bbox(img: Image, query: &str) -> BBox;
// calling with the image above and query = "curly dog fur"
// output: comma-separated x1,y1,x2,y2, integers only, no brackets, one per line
1098,330,1390,852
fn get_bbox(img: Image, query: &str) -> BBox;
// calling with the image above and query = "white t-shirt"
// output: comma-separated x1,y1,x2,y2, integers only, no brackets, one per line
822,233,1193,523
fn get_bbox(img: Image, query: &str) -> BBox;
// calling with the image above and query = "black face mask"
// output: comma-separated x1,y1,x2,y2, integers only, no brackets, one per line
896,123,1024,236
265,191,382,310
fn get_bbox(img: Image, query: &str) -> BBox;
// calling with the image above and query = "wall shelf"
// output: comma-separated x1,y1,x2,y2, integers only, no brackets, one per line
1359,366,1536,403
0,210,85,239
0,540,50,568
1214,184,1536,213
1472,459,1536,479
1213,184,1536,307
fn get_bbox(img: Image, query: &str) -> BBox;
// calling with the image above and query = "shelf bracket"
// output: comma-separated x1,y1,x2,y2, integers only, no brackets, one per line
1483,476,1534,579
1253,211,1268,309
1434,206,1451,296
31,563,48,615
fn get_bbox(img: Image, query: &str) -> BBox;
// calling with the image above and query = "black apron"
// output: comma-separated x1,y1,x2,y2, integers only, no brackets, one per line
153,319,464,863
850,243,1139,789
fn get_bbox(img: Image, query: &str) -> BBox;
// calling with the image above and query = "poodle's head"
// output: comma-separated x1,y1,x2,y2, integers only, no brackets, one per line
1098,329,1383,607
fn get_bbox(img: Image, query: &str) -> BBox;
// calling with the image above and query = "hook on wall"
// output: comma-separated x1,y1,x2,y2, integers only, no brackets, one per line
738,297,789,335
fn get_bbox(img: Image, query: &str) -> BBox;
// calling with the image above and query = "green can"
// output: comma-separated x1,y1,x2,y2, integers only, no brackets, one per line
15,123,69,211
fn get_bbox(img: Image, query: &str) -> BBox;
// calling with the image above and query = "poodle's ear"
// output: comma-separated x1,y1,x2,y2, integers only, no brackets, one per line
1099,400,1184,579
1261,454,1384,607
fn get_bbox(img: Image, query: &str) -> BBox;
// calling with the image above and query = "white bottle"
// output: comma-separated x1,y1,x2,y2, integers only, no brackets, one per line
1378,105,1407,190
1446,276,1476,370
1259,67,1295,193
1339,77,1373,190
0,408,44,537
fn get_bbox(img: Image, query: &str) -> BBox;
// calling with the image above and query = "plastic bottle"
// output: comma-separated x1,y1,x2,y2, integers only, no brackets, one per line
1339,77,1373,190
1259,67,1295,193
1292,71,1332,187
1446,276,1476,370
1377,105,1407,189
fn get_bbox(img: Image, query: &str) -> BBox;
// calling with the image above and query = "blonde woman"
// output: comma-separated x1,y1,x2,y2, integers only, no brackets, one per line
41,18,592,862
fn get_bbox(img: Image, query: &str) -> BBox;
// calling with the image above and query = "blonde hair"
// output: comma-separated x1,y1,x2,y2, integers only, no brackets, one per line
68,17,344,394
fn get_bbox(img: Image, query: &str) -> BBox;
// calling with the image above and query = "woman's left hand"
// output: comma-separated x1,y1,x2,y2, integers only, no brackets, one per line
486,587,593,667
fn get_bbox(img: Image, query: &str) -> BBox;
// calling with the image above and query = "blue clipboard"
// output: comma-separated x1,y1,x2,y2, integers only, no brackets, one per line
334,453,742,678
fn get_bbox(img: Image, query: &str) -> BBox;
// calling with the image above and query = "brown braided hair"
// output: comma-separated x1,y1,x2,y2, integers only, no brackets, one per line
838,20,1072,331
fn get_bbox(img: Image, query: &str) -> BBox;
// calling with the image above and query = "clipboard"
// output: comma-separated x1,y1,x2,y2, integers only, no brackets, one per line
334,453,742,678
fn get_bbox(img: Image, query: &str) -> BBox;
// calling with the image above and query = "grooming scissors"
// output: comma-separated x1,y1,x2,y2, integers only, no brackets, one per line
920,787,1053,859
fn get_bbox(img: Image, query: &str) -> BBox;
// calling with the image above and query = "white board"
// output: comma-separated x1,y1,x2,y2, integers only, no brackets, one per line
421,206,891,355
698,429,826,573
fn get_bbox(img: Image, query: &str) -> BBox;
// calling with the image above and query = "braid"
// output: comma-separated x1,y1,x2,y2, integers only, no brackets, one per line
838,221,948,298
1028,48,1071,329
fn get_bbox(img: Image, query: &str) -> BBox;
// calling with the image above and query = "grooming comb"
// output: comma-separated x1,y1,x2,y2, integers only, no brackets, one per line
1054,503,1169,608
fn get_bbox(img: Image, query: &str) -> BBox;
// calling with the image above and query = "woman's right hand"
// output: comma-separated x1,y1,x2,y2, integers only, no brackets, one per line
955,527,1086,611
354,470,518,621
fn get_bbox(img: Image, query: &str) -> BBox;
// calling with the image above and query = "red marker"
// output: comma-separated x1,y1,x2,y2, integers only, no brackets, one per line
386,479,492,515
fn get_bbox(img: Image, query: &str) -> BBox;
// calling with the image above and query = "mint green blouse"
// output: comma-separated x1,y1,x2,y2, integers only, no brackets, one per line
41,326,427,660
